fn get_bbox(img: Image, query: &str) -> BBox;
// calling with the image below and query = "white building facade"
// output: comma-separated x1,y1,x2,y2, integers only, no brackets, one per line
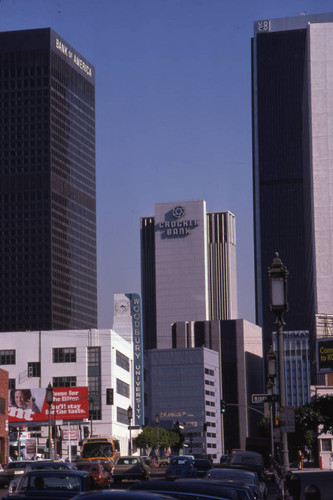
0,327,137,458
141,201,238,350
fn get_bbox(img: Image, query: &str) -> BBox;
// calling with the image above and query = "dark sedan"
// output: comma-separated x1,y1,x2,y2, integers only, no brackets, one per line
129,478,242,499
192,458,213,478
2,469,95,500
0,461,33,488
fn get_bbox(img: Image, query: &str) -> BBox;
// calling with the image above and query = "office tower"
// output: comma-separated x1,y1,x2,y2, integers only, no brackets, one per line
141,201,238,350
145,347,222,462
0,28,97,331
252,14,333,373
272,331,311,407
172,319,263,451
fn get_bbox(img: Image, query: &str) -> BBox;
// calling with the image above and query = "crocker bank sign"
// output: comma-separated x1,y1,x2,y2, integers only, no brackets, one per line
157,206,200,238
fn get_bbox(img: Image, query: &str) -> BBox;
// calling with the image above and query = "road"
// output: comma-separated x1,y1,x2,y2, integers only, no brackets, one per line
1,466,331,499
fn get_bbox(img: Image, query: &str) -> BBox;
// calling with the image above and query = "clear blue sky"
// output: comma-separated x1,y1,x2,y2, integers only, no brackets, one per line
1,0,331,328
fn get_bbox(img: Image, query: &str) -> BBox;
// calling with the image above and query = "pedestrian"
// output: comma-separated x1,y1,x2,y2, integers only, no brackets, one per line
297,449,303,470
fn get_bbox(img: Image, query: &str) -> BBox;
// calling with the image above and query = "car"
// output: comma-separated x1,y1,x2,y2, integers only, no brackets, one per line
202,479,255,500
205,467,264,500
220,454,230,465
165,456,197,480
8,461,78,495
72,491,176,500
192,458,213,478
2,469,95,500
76,461,111,489
158,458,170,468
111,456,150,484
223,464,267,498
129,478,242,499
0,461,34,488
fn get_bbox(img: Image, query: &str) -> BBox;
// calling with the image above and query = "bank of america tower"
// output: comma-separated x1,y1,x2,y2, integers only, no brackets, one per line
0,28,97,331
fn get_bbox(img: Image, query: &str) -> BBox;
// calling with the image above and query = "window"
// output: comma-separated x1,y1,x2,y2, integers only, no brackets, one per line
0,349,15,365
117,406,129,425
28,362,40,377
116,378,130,398
9,378,16,390
53,376,76,387
116,351,129,372
0,398,5,415
321,439,332,452
53,348,76,363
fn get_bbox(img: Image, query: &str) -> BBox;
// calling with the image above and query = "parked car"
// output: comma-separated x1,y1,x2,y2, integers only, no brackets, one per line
165,456,197,480
0,461,33,488
130,478,241,499
72,491,176,500
192,458,213,478
158,458,170,468
2,469,95,500
111,456,150,484
201,479,255,500
76,461,111,489
8,461,77,495
205,467,264,499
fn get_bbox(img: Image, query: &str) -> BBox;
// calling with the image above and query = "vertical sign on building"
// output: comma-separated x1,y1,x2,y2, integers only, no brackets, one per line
127,293,144,426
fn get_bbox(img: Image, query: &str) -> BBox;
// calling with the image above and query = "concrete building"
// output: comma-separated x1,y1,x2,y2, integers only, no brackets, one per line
144,347,222,462
0,328,136,458
141,201,237,350
252,13,333,375
0,28,97,331
172,319,264,453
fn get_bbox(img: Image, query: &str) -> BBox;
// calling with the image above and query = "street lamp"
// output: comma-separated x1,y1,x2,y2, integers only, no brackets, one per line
89,397,94,437
267,346,277,458
127,405,133,456
155,413,160,465
46,383,53,459
268,252,290,473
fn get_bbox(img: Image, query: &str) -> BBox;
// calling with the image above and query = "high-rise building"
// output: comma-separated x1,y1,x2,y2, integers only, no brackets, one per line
252,14,333,373
141,201,238,350
0,28,97,331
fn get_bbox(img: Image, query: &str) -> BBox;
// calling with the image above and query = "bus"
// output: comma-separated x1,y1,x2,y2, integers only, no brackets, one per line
81,436,120,464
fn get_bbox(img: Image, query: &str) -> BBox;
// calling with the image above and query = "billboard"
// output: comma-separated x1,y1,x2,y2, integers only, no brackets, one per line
8,386,89,423
318,338,333,372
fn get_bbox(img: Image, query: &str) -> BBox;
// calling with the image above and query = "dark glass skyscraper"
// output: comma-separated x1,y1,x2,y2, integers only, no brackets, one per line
252,14,333,374
0,28,97,331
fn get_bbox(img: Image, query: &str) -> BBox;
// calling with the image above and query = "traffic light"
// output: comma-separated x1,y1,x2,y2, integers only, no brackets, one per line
220,400,226,413
83,426,89,438
106,388,114,405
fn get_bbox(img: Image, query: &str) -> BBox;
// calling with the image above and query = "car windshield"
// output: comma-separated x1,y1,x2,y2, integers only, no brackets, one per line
170,458,191,466
116,458,139,465
82,442,113,458
206,470,255,485
21,474,81,492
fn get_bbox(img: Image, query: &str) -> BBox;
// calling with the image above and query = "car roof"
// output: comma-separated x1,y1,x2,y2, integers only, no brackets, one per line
129,479,241,499
206,468,256,481
24,469,90,477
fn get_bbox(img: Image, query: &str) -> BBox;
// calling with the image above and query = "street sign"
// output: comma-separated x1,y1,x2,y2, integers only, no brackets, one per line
279,406,295,432
251,394,278,403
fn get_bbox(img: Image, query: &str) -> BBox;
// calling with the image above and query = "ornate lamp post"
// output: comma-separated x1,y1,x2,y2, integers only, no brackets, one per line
89,397,94,437
46,383,53,459
155,413,160,465
127,405,133,456
267,346,277,458
268,252,290,473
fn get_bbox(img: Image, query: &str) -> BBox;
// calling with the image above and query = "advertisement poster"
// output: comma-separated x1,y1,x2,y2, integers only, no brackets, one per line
8,386,89,423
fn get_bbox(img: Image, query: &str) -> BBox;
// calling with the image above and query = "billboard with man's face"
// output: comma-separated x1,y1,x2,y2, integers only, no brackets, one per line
8,386,89,422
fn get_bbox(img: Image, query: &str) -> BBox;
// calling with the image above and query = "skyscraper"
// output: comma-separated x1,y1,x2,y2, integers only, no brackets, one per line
141,200,238,350
252,13,333,374
0,28,97,331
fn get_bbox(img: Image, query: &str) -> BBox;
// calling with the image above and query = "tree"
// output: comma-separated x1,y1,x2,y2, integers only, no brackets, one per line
135,426,183,458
